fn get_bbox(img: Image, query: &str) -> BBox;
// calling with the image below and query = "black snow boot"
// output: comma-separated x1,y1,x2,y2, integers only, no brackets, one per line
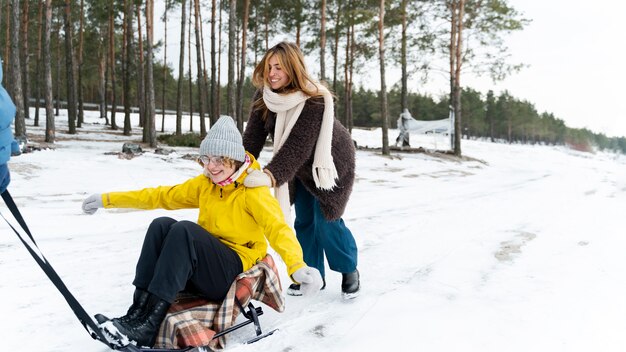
287,278,326,296
95,288,150,325
341,269,360,298
110,294,171,348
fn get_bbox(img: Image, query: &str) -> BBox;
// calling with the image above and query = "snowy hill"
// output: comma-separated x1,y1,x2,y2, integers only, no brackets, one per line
1,110,626,352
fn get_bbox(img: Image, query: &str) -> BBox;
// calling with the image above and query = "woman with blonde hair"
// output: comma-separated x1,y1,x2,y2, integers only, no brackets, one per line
243,41,360,298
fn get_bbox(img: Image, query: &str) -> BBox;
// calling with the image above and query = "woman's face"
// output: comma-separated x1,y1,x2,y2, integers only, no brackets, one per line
267,55,289,90
200,155,236,183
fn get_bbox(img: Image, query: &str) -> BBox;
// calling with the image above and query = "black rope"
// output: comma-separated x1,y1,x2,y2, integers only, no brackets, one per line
1,190,115,349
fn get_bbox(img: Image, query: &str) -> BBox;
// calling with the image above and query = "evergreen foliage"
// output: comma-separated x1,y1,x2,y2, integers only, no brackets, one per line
344,84,626,154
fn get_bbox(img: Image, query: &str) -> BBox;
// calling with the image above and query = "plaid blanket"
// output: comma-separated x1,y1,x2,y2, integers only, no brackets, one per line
154,255,285,350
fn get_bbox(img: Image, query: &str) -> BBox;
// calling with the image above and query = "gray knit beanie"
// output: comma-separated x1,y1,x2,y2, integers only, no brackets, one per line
199,116,246,162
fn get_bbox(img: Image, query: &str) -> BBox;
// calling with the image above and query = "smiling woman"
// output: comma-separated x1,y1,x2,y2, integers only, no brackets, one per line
242,42,361,299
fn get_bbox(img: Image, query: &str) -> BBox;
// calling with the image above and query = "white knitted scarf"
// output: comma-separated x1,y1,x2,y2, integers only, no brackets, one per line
262,83,338,222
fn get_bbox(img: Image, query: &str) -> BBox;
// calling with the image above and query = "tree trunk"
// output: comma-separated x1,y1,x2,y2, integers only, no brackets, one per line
161,0,168,132
64,0,77,134
145,0,156,147
34,0,44,127
217,0,223,116
320,0,327,82
175,0,186,136
236,0,250,132
187,0,193,132
108,0,117,130
193,0,206,135
98,44,107,122
295,18,301,47
379,0,389,155
198,0,209,134
4,5,10,90
227,0,236,118
400,0,407,112
210,0,217,126
253,5,258,65
342,4,350,128
122,0,133,135
10,0,25,139
263,0,268,51
507,111,512,142
486,91,495,142
332,0,341,94
293,2,306,50
348,18,355,132
77,0,84,127
449,0,465,156
44,0,54,143
55,19,60,116
449,1,456,147
136,4,145,131
20,0,29,120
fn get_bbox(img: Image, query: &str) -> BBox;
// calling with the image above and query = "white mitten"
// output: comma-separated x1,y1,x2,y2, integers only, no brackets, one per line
243,168,273,188
82,194,103,214
292,266,324,297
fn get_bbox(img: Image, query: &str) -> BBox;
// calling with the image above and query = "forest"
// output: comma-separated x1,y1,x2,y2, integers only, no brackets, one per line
2,0,624,155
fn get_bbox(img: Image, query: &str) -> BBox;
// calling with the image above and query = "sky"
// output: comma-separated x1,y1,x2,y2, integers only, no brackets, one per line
153,1,626,138
461,0,626,138
1,110,626,351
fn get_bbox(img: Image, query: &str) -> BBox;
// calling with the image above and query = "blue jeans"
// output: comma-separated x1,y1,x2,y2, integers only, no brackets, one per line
293,179,358,278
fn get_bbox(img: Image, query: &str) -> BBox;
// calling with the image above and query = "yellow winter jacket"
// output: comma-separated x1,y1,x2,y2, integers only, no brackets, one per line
101,153,306,277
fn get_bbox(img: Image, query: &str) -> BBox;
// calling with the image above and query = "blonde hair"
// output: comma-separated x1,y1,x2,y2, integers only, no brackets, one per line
221,158,243,170
251,42,327,119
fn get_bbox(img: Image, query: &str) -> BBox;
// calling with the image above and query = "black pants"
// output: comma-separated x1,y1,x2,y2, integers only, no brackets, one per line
132,217,243,303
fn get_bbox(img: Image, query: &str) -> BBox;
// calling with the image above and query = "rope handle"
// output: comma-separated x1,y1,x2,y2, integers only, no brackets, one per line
1,190,116,349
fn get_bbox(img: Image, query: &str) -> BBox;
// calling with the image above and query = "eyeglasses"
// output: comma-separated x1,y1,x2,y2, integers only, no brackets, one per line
198,155,225,166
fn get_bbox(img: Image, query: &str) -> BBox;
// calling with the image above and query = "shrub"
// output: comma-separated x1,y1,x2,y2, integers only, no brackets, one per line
158,133,203,147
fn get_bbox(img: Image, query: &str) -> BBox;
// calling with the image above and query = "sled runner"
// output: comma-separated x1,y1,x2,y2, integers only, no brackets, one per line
1,190,281,351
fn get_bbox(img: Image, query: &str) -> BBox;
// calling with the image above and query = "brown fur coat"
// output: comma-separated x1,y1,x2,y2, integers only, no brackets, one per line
243,91,355,221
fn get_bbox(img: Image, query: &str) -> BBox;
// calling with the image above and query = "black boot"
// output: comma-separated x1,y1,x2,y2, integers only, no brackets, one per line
116,288,150,324
95,288,150,325
111,294,171,347
341,269,360,298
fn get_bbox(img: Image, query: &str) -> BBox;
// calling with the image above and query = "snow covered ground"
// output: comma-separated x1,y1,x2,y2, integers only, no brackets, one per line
1,110,626,352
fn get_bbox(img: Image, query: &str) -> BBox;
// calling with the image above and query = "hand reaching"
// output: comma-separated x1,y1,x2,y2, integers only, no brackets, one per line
244,168,273,188
82,194,103,214
292,266,324,296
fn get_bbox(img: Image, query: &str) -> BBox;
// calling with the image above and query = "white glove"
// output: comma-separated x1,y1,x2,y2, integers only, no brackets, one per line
244,168,273,188
82,194,103,214
292,266,324,297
